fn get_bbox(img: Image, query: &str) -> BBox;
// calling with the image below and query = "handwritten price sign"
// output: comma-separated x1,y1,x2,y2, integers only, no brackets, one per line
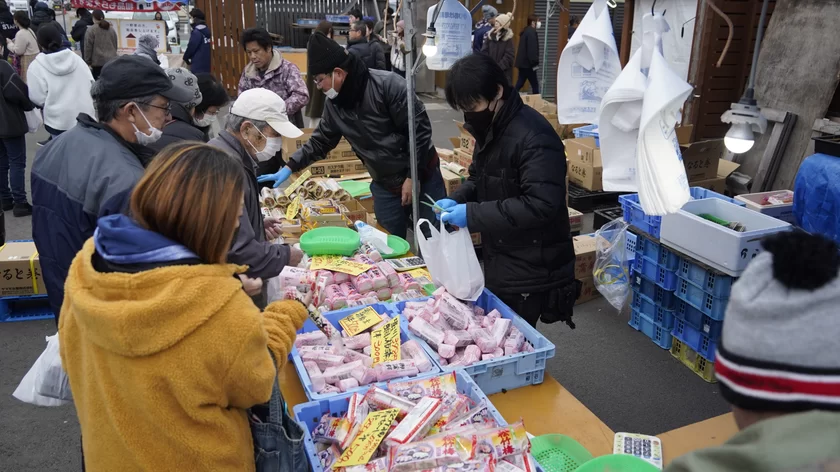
333,408,399,467
370,316,401,365
284,169,311,196
339,306,381,336
310,255,341,271
285,195,301,220
322,259,372,276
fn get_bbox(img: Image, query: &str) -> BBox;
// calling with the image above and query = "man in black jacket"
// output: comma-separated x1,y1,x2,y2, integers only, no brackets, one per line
437,54,577,328
514,15,541,94
347,21,384,70
70,8,92,57
257,34,445,240
0,1,17,60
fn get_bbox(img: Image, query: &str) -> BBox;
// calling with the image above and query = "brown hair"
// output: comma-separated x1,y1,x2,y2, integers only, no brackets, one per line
528,15,540,25
92,9,110,30
130,142,244,264
315,20,333,39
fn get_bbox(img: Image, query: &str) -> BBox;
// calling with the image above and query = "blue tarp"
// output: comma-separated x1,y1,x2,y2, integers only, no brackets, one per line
793,153,840,244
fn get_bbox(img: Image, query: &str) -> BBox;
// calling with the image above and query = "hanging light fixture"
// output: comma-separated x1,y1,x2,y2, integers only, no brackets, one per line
422,28,438,57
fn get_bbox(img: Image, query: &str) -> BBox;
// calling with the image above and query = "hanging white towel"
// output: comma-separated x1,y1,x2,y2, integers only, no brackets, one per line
636,44,693,215
555,0,621,125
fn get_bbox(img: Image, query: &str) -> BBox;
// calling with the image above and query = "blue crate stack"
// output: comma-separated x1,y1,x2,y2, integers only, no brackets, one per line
627,230,678,349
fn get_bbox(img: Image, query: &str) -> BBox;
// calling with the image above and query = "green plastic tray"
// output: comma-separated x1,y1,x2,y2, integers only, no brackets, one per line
531,434,595,472
382,235,411,259
299,227,361,256
574,454,660,472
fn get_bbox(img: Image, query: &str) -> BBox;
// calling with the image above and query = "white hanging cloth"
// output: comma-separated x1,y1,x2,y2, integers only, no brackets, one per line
555,0,621,125
636,36,693,215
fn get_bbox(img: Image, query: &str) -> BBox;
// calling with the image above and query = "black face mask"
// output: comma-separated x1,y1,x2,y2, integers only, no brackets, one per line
463,108,495,138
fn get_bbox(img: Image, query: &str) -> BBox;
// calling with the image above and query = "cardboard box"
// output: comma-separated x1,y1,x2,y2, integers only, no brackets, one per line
568,160,603,192
735,189,796,224
690,159,740,194
681,139,723,181
340,199,368,224
281,128,315,157
326,142,357,161
569,208,583,234
676,125,694,145
304,159,368,177
455,122,476,153
441,166,466,196
471,233,482,246
573,233,597,279
437,147,455,164
565,137,602,166
453,148,473,168
575,277,601,305
0,241,46,297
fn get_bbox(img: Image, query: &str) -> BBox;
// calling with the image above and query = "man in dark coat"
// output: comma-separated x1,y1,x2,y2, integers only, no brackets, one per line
30,2,51,31
70,8,93,57
346,20,384,70
472,5,497,53
514,15,541,94
183,8,211,73
257,34,445,240
437,53,578,329
0,0,18,60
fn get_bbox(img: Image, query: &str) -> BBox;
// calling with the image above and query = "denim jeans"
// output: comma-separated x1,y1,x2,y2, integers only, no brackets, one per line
0,136,28,203
369,167,447,239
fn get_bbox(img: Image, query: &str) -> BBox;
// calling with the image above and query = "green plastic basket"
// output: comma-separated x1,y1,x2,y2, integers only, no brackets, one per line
299,227,361,256
573,454,660,472
531,434,595,472
382,235,411,259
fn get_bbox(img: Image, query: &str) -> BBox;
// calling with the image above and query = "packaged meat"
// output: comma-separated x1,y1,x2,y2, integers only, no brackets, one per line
444,330,474,348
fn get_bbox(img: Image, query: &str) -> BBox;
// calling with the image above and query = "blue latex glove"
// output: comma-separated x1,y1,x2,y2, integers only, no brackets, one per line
256,166,293,189
434,198,457,220
441,204,468,228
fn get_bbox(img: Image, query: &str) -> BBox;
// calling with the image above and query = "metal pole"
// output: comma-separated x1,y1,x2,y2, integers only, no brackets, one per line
403,0,421,254
746,0,769,91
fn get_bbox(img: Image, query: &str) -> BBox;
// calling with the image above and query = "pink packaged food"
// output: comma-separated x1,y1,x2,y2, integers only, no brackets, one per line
338,282,361,300
409,317,446,350
388,371,458,400
433,286,447,299
279,266,315,292
473,306,486,317
491,318,512,349
343,333,371,350
468,328,497,354
359,242,383,262
487,309,501,324
443,400,498,432
322,360,363,384
337,377,360,392
377,261,401,287
363,386,417,419
374,359,419,382
306,351,345,371
376,286,392,301
321,384,341,394
351,367,377,385
444,330,474,348
481,353,497,361
481,317,494,329
390,285,407,296
343,457,389,472
386,396,444,446
438,344,456,359
324,295,347,311
522,342,535,353
316,444,341,470
298,345,335,355
316,270,335,285
366,267,389,290
340,348,372,367
351,272,375,293
303,361,327,391
504,328,525,355
472,421,531,460
462,345,481,365
295,330,329,347
334,271,350,284
353,253,378,266
399,273,421,291
389,433,474,471
303,360,322,376
438,293,473,330
425,456,495,472
503,453,538,472
311,415,338,443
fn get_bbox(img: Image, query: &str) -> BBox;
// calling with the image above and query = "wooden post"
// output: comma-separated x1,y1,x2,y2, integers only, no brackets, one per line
619,0,635,66
195,0,257,97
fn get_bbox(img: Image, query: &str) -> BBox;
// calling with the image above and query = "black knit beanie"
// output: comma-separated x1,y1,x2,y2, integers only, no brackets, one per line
308,33,349,76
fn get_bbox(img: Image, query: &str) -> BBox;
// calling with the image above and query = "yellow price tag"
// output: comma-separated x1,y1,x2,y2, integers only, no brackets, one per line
310,255,341,271
285,195,301,220
370,317,401,365
339,306,381,336
322,259,372,276
284,169,311,196
406,268,431,281
332,408,400,467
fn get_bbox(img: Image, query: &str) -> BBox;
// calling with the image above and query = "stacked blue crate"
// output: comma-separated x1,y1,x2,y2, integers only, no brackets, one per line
627,230,678,349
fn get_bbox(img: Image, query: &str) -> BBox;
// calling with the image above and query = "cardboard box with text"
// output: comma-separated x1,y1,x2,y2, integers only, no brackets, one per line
573,233,597,280
0,241,46,297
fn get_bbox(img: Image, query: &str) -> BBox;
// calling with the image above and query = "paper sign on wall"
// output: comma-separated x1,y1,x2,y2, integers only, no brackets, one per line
339,306,381,336
370,317,401,365
118,20,167,53
332,408,400,467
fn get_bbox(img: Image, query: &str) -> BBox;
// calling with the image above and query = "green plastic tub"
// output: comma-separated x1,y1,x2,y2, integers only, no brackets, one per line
531,434,595,472
299,227,361,256
574,454,660,472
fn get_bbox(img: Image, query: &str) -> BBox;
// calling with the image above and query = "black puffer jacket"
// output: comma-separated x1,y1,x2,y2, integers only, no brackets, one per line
450,89,574,294
0,60,35,138
288,54,435,188
0,4,17,42
31,2,52,32
148,102,207,152
347,37,385,70
71,14,93,52
515,26,540,69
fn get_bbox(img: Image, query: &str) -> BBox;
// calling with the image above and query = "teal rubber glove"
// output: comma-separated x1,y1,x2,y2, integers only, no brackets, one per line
441,204,467,228
256,166,293,189
434,198,457,220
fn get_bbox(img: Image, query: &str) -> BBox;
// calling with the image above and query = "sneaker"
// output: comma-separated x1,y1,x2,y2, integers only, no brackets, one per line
1,199,12,212
13,202,32,217
37,137,51,147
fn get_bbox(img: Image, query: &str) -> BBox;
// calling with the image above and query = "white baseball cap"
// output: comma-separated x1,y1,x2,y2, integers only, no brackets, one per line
230,88,303,138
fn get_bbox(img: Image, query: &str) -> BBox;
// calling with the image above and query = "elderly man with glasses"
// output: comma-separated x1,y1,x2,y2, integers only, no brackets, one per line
31,55,193,325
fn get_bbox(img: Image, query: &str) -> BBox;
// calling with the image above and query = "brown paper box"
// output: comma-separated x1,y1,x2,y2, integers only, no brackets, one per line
0,241,46,297
689,159,740,194
437,147,455,163
568,160,603,192
681,139,723,181
282,128,355,162
441,166,466,196
341,199,368,224
471,233,482,246
453,148,473,168
455,121,476,153
564,137,602,167
573,234,597,279
304,159,368,177
575,277,601,305
326,143,357,161
569,208,583,234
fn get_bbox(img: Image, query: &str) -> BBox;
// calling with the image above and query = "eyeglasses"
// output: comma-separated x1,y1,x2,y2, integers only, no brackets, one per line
314,74,331,86
139,101,172,114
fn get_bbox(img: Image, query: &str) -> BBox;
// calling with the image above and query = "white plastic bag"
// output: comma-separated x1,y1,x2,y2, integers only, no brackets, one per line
415,219,484,301
25,109,42,133
13,334,73,407
555,0,622,124
593,219,632,310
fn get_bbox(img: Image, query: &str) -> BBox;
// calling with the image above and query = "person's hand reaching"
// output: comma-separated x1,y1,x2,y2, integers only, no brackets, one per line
238,274,264,296
401,178,412,206
289,247,304,267
256,166,293,189
434,198,457,220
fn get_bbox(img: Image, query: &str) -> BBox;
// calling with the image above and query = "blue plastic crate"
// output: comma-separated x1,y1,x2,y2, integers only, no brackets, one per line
290,303,440,401
632,290,676,329
631,272,677,310
293,371,507,472
620,187,746,239
675,299,724,341
0,294,54,322
672,317,718,361
572,124,600,146
633,256,678,291
625,231,637,262
675,277,729,321
392,289,556,395
629,309,673,349
676,256,736,298
634,234,680,271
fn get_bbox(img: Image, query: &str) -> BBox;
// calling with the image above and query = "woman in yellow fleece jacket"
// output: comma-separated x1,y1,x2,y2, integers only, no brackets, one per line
58,142,309,471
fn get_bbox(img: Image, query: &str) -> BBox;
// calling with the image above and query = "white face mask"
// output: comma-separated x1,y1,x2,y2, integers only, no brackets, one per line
325,88,339,100
536,21,542,29
194,114,217,127
132,106,163,145
246,126,283,162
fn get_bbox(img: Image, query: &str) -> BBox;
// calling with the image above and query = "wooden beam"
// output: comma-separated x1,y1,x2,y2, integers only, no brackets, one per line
556,0,570,64
619,0,635,67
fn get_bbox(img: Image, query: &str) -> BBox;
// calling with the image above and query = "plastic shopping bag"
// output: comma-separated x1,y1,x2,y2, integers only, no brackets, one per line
593,219,631,310
416,219,484,301
25,109,42,133
13,334,73,407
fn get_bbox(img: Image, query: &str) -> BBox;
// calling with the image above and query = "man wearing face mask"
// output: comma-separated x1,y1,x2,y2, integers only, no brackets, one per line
208,88,305,308
31,55,194,323
514,15,541,94
436,53,578,330
257,34,446,240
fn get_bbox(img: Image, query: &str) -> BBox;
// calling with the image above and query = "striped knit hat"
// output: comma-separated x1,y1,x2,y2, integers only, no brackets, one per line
715,231,840,412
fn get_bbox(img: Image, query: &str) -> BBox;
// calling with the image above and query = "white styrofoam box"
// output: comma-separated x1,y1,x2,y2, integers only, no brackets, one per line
660,199,792,276
735,190,795,224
